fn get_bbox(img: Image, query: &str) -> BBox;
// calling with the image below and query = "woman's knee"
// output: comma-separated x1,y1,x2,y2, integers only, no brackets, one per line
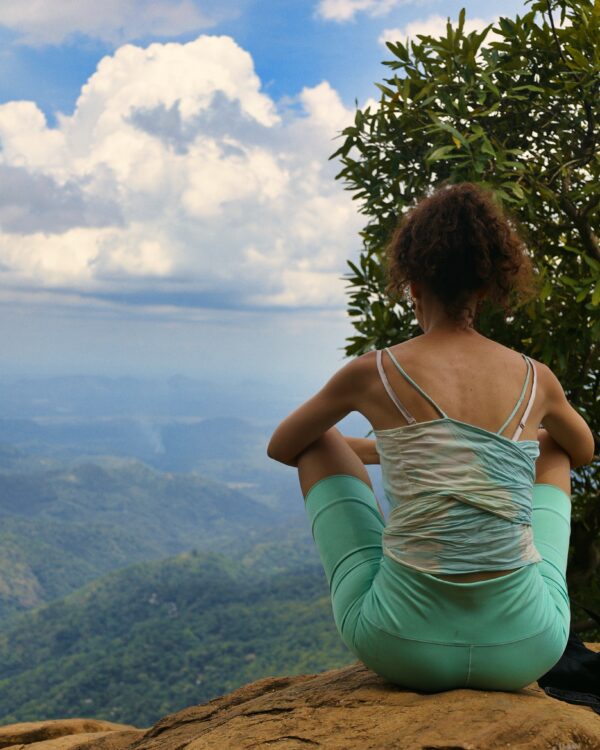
297,428,372,497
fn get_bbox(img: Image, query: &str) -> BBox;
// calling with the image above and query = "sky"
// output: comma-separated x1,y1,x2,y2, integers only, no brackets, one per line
0,0,527,395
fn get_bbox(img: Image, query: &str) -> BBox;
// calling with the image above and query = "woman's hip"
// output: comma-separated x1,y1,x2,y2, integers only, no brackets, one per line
345,557,570,691
352,614,567,692
357,554,569,646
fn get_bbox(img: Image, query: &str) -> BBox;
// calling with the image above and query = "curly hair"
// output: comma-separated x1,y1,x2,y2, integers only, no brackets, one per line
384,182,540,326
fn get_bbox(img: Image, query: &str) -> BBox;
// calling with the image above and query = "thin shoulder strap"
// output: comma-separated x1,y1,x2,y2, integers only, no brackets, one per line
383,347,448,419
376,350,417,424
510,357,537,441
496,353,531,437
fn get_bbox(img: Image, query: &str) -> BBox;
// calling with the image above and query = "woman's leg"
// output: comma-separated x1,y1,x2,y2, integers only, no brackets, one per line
297,426,385,517
530,428,572,643
465,430,574,690
297,426,372,493
296,427,385,651
534,428,572,497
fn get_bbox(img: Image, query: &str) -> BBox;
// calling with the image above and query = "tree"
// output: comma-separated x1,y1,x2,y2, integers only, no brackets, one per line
332,0,600,634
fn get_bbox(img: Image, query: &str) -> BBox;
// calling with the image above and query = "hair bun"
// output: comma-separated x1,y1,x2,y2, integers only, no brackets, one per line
384,181,539,325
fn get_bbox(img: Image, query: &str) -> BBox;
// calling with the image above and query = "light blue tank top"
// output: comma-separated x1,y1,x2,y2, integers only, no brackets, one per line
373,347,543,575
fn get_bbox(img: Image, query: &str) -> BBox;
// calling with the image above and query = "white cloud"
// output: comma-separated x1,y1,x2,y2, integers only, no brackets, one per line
379,14,499,47
0,0,223,46
316,0,409,22
0,35,366,311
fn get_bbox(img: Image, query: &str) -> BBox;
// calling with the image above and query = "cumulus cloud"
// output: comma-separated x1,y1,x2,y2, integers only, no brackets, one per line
0,35,365,310
316,0,422,22
0,0,230,46
379,14,500,47
0,164,122,234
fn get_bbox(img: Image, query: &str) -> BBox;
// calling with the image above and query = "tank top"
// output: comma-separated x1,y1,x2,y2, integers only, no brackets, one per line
374,347,543,575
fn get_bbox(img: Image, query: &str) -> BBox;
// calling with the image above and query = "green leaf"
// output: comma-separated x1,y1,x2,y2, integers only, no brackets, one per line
540,279,552,300
582,255,600,272
499,17,516,36
512,84,546,93
385,40,409,61
427,145,457,161
346,260,364,278
565,45,589,69
375,82,395,98
429,115,470,149
502,182,525,199
480,139,496,156
414,83,432,102
480,73,500,97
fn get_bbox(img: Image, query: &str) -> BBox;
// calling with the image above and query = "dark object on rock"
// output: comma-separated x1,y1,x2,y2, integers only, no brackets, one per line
537,599,600,715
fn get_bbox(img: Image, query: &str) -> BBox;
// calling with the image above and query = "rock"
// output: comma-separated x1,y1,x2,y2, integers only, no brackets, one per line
1,645,599,749
128,646,600,750
0,720,144,750
2,730,142,750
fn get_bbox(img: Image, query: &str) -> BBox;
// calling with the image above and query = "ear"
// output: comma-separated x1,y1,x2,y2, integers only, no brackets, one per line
410,281,423,299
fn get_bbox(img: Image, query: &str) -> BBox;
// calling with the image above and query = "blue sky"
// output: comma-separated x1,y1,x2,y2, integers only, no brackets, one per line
0,0,527,396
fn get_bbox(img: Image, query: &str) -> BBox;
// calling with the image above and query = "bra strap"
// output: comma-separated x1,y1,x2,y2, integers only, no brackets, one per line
497,353,531,437
383,347,448,419
376,350,417,424
510,357,537,441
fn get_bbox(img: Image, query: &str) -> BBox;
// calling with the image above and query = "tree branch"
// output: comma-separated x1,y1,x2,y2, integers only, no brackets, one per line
559,196,600,261
545,2,568,66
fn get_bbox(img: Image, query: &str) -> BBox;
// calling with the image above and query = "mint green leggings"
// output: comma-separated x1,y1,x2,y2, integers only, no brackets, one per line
305,475,571,692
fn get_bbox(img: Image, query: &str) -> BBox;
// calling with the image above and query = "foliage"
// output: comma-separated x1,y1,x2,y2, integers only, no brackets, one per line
0,549,351,728
332,0,600,631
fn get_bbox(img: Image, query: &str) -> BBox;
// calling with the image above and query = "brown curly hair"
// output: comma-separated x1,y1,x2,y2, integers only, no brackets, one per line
385,182,540,326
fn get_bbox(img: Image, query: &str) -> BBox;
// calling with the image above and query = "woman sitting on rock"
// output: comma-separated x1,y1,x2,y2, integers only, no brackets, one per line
267,181,595,692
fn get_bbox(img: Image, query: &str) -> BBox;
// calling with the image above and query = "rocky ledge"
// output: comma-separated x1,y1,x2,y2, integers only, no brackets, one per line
1,644,599,750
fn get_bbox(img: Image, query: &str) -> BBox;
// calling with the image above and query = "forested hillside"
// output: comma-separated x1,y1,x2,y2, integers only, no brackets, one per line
0,548,353,728
0,453,285,621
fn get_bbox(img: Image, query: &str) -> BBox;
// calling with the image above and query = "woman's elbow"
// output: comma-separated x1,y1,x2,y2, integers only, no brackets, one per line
267,443,281,461
573,431,597,469
266,441,281,462
266,439,296,466
570,431,597,469
267,447,298,467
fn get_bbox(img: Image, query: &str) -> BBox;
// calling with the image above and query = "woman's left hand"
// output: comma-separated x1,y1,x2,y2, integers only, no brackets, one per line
344,436,380,465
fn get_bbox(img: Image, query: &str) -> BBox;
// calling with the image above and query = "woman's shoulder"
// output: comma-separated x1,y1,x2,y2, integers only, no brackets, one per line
351,338,549,376
350,341,416,367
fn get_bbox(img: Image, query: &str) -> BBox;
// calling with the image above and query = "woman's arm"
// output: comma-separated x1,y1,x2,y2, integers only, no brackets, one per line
538,362,596,469
267,356,367,466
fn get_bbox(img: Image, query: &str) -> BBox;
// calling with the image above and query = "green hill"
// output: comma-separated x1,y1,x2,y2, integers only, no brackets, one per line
0,547,353,728
0,456,282,621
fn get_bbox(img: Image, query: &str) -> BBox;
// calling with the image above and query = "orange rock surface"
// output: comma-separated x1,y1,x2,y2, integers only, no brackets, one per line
1,646,599,750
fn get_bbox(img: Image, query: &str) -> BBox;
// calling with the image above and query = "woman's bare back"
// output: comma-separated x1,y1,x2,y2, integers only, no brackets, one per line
362,330,544,443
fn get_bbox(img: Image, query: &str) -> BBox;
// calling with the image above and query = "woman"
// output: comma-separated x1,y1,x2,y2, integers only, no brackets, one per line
267,182,596,692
